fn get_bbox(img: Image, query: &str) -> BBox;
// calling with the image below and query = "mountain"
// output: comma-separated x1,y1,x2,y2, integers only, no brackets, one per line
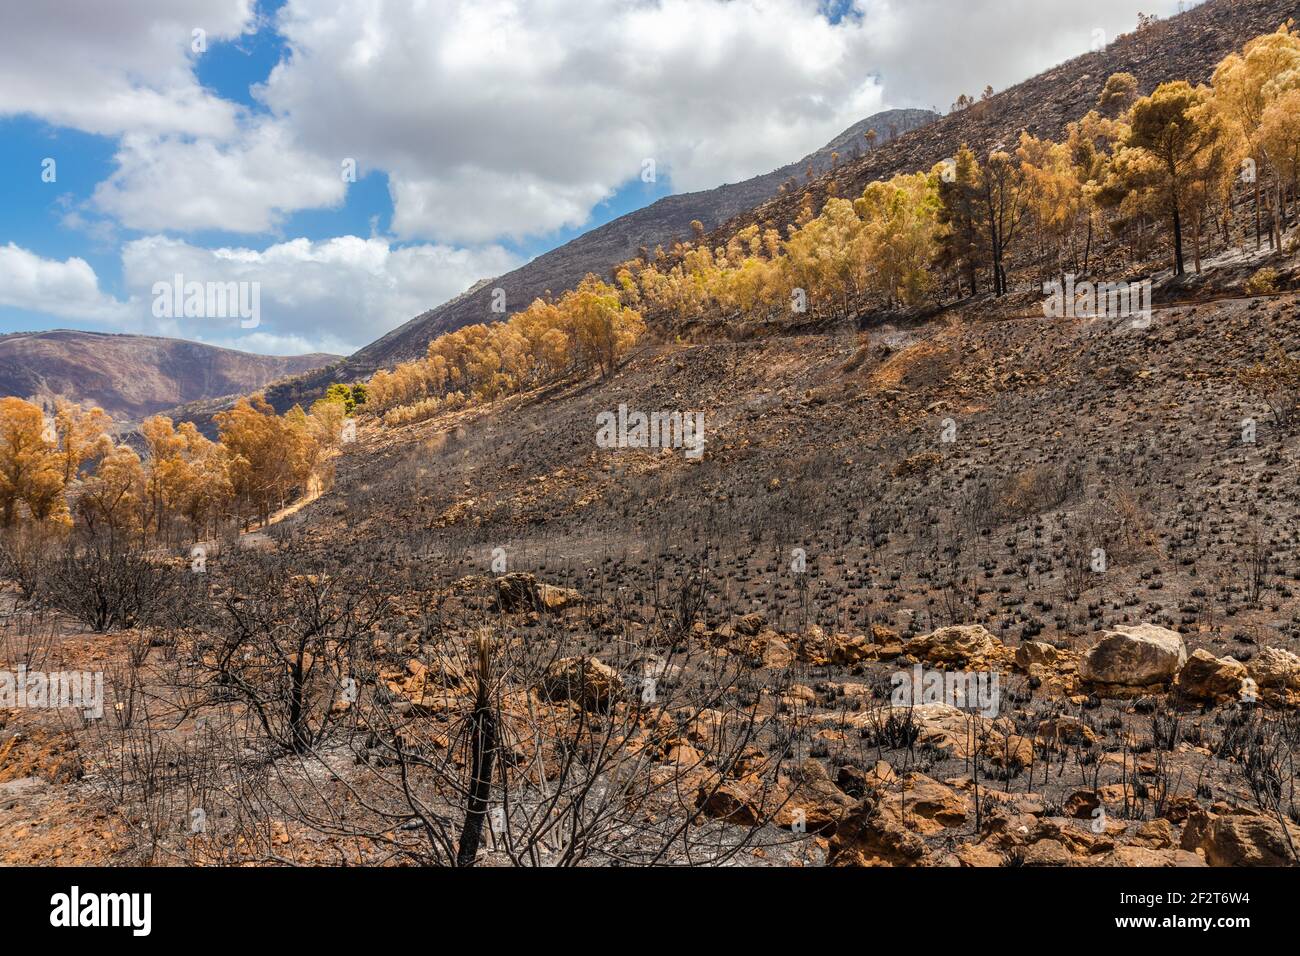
707,0,1300,245
257,108,937,410
0,330,339,421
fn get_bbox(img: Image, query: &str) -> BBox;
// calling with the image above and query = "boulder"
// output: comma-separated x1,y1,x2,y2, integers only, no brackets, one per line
494,573,582,613
782,759,856,834
1080,624,1186,686
1174,649,1247,704
1036,716,1098,747
1246,646,1300,706
757,634,796,669
897,772,970,833
697,774,787,826
1015,640,1059,669
1180,809,1300,866
828,794,932,867
904,624,999,666
1094,846,1205,867
537,657,623,711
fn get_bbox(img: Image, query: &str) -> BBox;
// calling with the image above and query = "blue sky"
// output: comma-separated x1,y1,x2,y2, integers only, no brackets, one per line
0,1,671,345
0,0,1189,355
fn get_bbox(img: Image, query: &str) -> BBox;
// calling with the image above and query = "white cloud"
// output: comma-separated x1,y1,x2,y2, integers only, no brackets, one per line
0,243,127,323
259,0,892,242
93,122,347,234
0,0,253,137
855,0,1190,113
119,235,520,353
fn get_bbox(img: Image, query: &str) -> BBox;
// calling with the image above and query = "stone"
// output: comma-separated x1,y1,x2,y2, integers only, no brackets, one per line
1180,809,1300,866
1016,640,1059,668
1174,649,1247,704
537,656,623,712
494,573,583,613
1036,716,1098,747
1246,646,1300,705
904,624,999,666
1080,624,1186,686
828,795,932,867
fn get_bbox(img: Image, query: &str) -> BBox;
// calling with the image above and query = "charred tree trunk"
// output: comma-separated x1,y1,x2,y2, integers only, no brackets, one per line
456,634,497,867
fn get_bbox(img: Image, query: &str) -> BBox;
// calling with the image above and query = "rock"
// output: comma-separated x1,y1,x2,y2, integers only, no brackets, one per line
1131,818,1176,849
1246,646,1300,706
1036,716,1098,747
1180,809,1300,866
898,773,970,832
1016,640,1058,668
1095,846,1205,867
1064,789,1100,820
904,624,999,666
1174,649,1247,704
828,795,932,867
1080,624,1187,686
697,774,787,826
537,583,583,611
982,733,1034,769
537,657,623,711
758,634,796,669
494,573,582,612
1021,838,1074,866
783,759,856,834
952,843,1005,867
733,612,767,637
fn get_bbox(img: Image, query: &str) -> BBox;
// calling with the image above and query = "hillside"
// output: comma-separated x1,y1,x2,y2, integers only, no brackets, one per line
708,0,1300,246
0,330,338,421
7,0,1300,877
257,109,936,411
257,0,1297,418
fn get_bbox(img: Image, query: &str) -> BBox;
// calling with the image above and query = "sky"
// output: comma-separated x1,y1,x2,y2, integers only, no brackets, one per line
0,0,1195,357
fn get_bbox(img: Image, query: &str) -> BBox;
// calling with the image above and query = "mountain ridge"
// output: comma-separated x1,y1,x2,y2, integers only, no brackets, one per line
0,329,339,422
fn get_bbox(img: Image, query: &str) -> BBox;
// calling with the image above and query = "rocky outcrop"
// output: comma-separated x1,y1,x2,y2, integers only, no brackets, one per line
537,657,623,711
1174,649,1248,704
1246,646,1300,707
1180,807,1300,866
1080,624,1187,688
494,573,584,613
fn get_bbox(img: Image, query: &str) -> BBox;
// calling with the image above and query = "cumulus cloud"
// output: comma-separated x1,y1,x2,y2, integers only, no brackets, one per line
0,243,128,323
0,0,252,137
119,235,520,353
855,0,1189,113
260,0,891,242
93,122,347,234
252,0,1188,244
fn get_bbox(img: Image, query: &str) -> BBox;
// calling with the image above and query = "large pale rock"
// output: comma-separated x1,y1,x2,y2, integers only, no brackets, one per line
537,656,623,712
1174,649,1247,704
1080,624,1186,686
1246,646,1300,706
1181,809,1300,866
494,573,583,613
904,624,999,666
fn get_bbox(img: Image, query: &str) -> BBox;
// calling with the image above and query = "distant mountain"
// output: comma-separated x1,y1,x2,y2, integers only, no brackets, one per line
259,108,937,410
0,330,339,421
